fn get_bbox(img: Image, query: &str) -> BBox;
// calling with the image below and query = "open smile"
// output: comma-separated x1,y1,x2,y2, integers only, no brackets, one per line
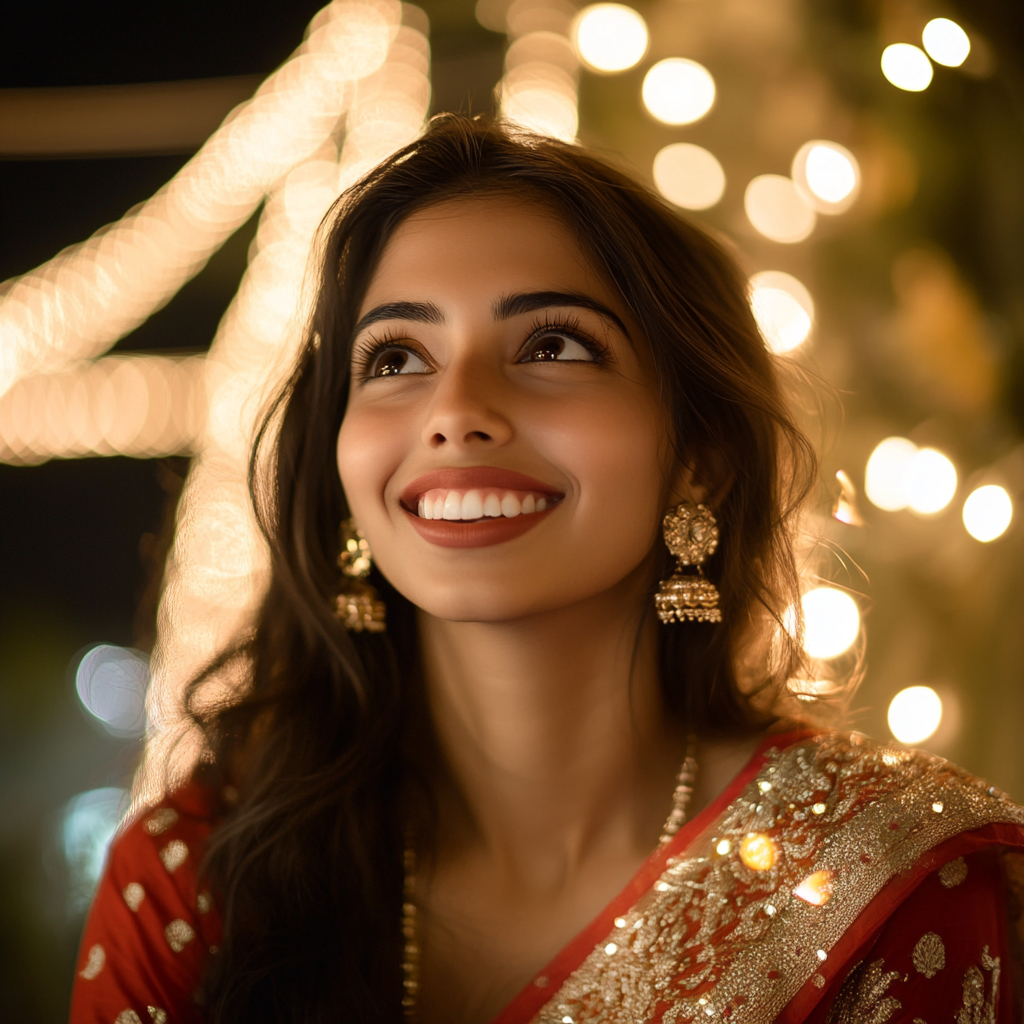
399,468,564,548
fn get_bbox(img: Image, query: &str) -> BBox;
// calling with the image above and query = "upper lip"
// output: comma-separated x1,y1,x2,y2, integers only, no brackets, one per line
399,467,565,510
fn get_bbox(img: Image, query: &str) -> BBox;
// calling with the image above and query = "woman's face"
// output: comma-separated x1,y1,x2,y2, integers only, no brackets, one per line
336,196,688,623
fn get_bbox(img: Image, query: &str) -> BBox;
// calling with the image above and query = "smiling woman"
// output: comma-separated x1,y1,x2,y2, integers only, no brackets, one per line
71,116,1024,1024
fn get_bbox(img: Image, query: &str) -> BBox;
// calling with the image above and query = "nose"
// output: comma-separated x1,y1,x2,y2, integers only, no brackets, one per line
421,357,513,451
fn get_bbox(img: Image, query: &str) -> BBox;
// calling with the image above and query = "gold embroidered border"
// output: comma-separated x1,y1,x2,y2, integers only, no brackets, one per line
533,733,1024,1024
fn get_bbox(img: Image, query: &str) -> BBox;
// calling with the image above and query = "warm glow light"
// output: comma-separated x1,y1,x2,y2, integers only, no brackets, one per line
133,3,431,814
641,58,716,126
865,436,917,511
572,3,648,73
881,43,933,92
739,832,777,871
787,587,860,660
793,870,833,906
888,685,943,744
749,270,814,353
0,354,206,465
922,18,971,67
744,175,816,243
962,484,1013,542
906,447,957,514
792,141,860,214
652,143,726,211
501,79,579,141
0,0,396,399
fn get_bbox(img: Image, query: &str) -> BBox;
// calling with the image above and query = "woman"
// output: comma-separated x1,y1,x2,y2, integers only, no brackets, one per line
72,115,1024,1024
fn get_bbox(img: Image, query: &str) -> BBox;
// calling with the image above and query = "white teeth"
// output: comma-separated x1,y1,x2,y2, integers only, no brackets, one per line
501,493,522,518
443,491,463,520
461,490,483,520
415,488,551,520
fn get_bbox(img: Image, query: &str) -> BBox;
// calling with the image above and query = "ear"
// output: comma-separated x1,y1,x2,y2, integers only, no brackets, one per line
668,449,733,509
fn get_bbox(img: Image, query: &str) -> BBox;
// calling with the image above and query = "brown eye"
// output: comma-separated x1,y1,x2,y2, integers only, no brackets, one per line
521,334,596,362
370,348,429,377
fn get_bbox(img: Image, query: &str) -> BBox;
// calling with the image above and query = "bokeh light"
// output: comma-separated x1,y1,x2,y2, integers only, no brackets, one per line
572,3,648,73
881,43,933,92
922,18,971,68
641,59,716,126
749,270,814,353
906,447,957,514
786,587,860,660
744,174,816,243
792,141,860,214
652,143,726,210
962,484,1013,542
76,645,149,738
63,787,126,912
888,685,943,744
865,436,917,511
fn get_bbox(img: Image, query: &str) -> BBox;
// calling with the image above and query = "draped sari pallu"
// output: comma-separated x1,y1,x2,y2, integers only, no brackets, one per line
496,733,1024,1024
71,732,1024,1024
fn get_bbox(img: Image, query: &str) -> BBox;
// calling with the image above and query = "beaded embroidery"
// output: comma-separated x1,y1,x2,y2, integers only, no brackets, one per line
530,733,1024,1024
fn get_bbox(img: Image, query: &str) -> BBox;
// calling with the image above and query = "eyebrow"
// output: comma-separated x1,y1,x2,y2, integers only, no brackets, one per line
493,291,632,340
351,300,445,337
351,291,632,341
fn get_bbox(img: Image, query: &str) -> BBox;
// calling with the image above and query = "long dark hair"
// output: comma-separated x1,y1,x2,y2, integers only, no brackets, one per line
188,114,816,1023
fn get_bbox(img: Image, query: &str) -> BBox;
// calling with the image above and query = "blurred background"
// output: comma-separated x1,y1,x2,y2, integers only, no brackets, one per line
1,0,1022,1017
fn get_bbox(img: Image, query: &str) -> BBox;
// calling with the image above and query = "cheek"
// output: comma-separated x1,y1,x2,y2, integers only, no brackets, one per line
546,391,671,551
335,405,406,519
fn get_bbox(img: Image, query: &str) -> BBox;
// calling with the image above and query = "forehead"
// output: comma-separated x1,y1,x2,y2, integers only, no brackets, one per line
360,196,612,311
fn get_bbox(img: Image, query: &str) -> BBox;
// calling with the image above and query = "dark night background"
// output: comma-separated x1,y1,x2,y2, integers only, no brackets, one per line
3,0,1024,1019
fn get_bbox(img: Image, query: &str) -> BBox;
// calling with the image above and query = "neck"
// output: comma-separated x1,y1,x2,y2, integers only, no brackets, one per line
418,575,687,887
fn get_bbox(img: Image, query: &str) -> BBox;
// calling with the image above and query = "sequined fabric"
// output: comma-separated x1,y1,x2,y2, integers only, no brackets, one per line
531,733,1024,1024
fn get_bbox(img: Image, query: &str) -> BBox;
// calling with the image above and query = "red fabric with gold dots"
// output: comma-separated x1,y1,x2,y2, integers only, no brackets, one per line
70,783,220,1024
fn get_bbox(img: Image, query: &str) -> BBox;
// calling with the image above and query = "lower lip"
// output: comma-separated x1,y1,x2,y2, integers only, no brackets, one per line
404,506,557,548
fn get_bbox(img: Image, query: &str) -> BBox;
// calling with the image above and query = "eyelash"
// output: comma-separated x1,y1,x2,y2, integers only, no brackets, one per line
521,315,609,363
350,315,610,381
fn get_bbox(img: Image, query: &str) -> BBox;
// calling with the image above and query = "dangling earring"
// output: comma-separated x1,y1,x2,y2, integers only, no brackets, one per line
334,518,386,633
655,502,723,624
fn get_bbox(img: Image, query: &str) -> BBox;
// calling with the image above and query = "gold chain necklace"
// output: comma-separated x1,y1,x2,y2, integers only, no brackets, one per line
400,738,699,1021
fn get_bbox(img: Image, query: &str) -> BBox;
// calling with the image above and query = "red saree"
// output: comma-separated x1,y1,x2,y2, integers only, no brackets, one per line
71,731,1024,1023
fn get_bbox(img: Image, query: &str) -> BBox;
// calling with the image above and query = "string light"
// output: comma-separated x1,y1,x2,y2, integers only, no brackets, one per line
136,1,430,809
962,484,1013,542
652,143,726,211
881,43,933,92
0,0,395,401
641,59,716,126
888,686,943,745
572,3,648,73
906,447,957,514
749,270,814,353
791,141,860,214
922,18,971,68
0,354,206,464
865,436,917,511
499,0,579,141
744,175,816,243
786,587,860,660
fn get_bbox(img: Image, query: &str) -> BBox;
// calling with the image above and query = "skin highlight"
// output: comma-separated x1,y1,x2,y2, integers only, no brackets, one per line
336,197,762,1023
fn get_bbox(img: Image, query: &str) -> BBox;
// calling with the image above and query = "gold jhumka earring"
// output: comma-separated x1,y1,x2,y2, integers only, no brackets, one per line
655,501,723,624
334,518,386,633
